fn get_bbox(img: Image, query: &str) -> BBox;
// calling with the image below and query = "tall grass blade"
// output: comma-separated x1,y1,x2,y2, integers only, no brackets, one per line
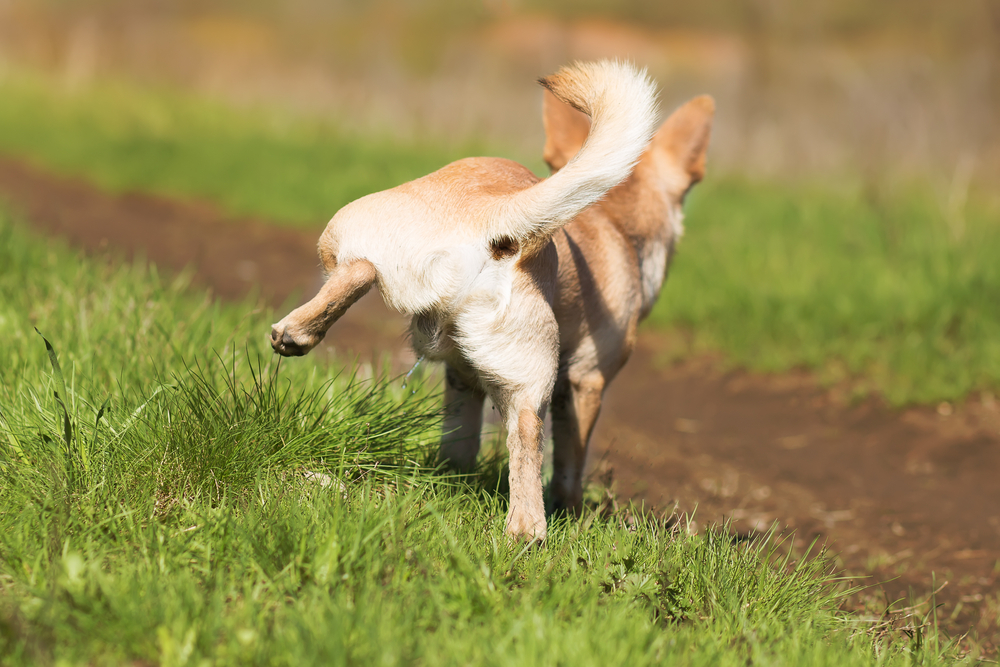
35,328,73,454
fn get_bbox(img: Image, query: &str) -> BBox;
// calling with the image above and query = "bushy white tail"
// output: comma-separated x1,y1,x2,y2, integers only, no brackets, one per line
491,60,659,246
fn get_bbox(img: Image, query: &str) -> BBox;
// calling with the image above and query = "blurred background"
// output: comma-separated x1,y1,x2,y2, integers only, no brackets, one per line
2,0,998,189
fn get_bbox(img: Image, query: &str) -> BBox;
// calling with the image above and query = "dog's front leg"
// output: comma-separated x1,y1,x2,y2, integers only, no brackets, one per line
271,260,376,357
549,372,605,513
439,365,485,471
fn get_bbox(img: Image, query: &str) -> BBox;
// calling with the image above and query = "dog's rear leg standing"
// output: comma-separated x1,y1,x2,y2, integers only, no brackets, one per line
504,399,549,539
440,331,554,540
271,260,376,357
454,264,560,541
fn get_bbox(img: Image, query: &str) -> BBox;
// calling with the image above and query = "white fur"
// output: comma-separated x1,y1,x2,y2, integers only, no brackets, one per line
637,205,684,316
327,190,493,315
639,239,669,316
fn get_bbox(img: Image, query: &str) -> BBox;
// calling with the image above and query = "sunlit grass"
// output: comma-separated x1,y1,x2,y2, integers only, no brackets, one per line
0,212,974,664
653,179,1000,405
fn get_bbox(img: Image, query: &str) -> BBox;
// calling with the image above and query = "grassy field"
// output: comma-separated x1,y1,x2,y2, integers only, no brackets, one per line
0,212,971,665
0,72,998,406
656,180,1000,405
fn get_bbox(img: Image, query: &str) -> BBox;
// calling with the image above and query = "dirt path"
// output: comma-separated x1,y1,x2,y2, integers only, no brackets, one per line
2,155,998,651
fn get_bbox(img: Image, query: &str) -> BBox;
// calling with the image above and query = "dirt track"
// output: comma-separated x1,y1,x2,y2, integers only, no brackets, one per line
2,155,998,650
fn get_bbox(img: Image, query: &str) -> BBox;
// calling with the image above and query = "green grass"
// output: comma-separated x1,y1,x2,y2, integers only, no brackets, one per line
652,179,1000,405
0,211,968,665
1,71,998,405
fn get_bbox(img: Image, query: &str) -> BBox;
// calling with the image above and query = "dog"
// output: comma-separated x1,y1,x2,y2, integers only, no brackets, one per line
270,60,714,541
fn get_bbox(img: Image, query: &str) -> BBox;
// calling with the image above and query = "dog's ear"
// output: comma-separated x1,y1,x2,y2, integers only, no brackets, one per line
653,95,715,187
542,89,591,173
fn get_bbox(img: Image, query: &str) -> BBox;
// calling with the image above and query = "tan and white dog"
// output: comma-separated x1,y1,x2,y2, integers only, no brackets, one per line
270,60,714,541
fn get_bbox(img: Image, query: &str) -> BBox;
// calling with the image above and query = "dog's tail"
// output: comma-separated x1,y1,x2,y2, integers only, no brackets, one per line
490,60,659,250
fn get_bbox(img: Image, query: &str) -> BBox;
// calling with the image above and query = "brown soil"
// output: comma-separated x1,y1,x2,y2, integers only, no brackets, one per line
2,155,998,653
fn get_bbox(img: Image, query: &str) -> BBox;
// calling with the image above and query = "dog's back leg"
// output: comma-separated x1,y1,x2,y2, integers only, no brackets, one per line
457,308,559,540
270,260,377,357
439,364,486,472
503,396,549,540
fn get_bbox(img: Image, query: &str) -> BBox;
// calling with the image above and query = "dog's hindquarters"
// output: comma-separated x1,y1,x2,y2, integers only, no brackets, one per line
270,260,377,357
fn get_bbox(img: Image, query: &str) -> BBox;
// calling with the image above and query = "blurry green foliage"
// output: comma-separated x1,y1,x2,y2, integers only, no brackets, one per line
652,179,1000,405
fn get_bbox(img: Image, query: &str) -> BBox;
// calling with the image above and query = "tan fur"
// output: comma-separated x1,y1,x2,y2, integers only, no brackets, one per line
270,260,377,356
542,93,715,512
270,61,713,541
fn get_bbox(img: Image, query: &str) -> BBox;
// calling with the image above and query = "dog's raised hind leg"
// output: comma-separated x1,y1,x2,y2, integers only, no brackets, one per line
270,260,377,357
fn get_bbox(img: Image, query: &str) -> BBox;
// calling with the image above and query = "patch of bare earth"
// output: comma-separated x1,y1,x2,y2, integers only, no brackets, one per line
2,155,997,653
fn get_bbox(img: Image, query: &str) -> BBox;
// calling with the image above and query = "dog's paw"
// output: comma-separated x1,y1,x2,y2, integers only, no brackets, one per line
269,324,317,357
505,507,547,543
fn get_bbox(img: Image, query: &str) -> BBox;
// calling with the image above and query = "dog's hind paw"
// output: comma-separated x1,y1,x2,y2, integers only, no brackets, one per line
270,325,315,357
505,508,547,543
